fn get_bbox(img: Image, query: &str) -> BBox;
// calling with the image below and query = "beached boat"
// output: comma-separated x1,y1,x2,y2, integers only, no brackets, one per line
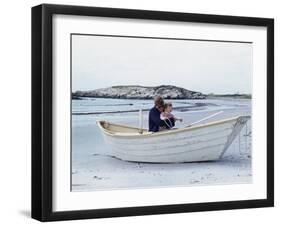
97,115,250,163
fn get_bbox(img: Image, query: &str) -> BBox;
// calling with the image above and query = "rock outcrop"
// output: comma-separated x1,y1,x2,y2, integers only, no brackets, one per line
72,85,206,99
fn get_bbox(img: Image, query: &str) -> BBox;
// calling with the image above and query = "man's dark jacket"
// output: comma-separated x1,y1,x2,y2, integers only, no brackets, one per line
148,106,175,132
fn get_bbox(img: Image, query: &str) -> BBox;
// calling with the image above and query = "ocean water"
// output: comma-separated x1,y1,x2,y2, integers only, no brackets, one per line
72,98,241,114
71,98,252,191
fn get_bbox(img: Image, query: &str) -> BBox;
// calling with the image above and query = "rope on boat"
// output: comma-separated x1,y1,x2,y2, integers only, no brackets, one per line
245,121,248,153
244,120,252,155
239,130,241,155
238,118,251,156
138,109,144,134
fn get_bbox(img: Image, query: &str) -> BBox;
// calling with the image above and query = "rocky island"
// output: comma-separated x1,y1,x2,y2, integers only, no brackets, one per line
72,85,206,100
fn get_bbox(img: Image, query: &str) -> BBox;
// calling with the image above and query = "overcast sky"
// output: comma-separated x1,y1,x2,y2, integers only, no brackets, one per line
72,35,252,94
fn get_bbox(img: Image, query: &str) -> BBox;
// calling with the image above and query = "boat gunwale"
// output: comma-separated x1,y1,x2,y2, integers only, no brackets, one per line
97,115,250,138
105,126,232,146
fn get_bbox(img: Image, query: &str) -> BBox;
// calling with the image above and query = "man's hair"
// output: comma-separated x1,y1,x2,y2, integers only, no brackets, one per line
154,96,164,108
164,102,172,109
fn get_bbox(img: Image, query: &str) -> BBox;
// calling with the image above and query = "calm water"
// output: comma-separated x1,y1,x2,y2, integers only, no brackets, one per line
72,97,247,114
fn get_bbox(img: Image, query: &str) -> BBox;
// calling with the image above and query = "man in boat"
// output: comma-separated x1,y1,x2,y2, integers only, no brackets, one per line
149,96,174,132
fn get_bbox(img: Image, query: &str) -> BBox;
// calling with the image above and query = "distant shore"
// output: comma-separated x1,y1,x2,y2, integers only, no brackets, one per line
72,85,206,100
72,85,251,100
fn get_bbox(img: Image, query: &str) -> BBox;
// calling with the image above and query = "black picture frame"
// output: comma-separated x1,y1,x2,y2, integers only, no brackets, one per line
32,3,274,222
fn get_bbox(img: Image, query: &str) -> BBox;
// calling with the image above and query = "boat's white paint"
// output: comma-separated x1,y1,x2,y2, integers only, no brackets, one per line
97,116,250,163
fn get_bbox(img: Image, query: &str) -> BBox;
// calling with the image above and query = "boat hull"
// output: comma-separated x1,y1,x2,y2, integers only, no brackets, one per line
97,116,250,163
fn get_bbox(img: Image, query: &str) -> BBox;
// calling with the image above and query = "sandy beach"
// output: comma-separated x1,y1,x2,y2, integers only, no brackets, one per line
72,98,252,191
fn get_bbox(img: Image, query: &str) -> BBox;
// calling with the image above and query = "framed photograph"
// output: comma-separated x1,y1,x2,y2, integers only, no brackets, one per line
32,4,274,221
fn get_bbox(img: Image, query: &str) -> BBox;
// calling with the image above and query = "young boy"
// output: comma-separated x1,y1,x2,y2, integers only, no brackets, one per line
160,102,183,129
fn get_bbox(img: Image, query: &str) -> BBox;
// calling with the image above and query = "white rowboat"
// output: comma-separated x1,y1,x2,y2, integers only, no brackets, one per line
97,115,250,163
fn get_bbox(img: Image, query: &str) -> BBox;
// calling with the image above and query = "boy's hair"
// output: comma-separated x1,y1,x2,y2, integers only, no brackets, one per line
164,102,172,109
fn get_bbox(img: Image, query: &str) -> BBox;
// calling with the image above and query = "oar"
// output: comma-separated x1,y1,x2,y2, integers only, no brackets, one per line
186,111,224,127
139,109,144,134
